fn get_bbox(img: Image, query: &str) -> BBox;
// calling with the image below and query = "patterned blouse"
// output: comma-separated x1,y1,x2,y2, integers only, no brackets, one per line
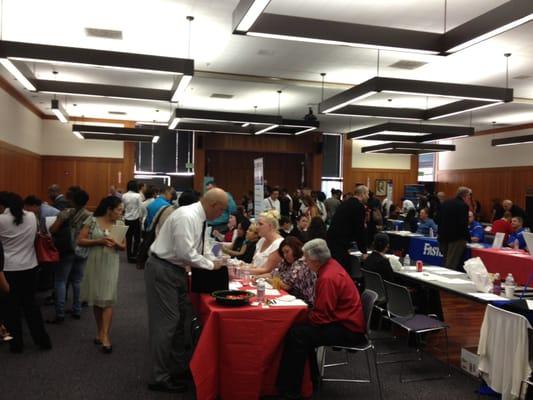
273,257,317,305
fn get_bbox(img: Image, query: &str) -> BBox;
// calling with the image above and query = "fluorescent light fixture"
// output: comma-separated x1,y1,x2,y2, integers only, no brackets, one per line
294,127,317,135
234,0,271,32
171,74,192,102
320,77,512,120
167,172,195,176
0,58,36,91
152,136,160,143
242,122,251,127
428,102,502,120
347,122,474,142
169,117,180,130
492,134,533,147
51,99,68,123
447,14,533,53
72,131,84,139
381,90,504,103
136,121,167,126
234,0,533,56
247,32,440,55
320,91,377,114
361,142,455,154
134,174,171,186
255,124,278,135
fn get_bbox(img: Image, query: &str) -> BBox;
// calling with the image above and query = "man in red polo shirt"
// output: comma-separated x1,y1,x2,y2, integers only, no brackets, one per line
277,239,366,399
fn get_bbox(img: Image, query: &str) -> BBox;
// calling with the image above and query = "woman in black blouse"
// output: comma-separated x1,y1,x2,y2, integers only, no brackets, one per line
362,233,395,283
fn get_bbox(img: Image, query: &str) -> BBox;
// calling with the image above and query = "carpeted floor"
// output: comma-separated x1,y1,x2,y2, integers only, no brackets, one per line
1,256,481,399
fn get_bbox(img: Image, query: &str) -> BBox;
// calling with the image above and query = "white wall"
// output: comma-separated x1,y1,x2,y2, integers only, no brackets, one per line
0,86,42,153
41,120,124,158
438,129,533,170
351,140,411,169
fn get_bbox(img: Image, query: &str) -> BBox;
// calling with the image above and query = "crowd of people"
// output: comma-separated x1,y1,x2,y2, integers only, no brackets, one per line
0,178,530,399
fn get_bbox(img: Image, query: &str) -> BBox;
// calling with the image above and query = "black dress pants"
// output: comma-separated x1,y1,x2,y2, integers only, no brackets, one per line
4,267,51,351
277,323,366,398
125,218,141,262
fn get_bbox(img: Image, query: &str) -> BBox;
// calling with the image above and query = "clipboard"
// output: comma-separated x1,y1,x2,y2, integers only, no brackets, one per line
109,224,129,243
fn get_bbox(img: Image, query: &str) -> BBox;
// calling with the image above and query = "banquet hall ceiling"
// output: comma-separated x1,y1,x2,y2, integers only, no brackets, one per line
1,0,533,134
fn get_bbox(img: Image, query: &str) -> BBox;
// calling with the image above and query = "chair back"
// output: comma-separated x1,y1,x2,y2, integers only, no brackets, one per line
361,268,387,303
384,280,415,318
361,289,379,334
350,254,363,279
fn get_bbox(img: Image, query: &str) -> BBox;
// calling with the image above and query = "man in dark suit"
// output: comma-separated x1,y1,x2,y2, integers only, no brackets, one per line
326,185,369,274
438,187,471,270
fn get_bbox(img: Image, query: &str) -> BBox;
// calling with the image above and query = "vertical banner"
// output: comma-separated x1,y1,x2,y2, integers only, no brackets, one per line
254,158,264,217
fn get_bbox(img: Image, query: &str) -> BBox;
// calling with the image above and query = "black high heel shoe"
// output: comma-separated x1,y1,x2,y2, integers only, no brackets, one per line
101,344,113,354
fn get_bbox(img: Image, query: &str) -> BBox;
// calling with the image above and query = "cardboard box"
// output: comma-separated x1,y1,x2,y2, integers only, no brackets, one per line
461,346,480,377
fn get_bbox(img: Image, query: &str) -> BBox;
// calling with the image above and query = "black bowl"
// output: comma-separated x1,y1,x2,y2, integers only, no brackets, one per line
211,290,254,307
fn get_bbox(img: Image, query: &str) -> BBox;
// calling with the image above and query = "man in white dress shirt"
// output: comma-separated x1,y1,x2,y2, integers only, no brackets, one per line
145,188,227,393
262,186,281,214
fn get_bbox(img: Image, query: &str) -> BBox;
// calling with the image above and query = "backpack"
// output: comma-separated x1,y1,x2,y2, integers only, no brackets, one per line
136,205,173,269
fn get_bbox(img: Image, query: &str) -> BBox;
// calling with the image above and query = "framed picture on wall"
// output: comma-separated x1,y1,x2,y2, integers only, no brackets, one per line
375,179,388,196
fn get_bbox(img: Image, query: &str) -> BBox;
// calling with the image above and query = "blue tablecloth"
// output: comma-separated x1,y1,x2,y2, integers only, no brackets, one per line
407,236,490,266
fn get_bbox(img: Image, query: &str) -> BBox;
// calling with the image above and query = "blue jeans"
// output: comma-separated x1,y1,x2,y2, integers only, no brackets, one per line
54,254,87,318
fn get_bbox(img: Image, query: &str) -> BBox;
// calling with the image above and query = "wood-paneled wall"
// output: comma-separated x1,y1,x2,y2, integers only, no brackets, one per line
194,132,323,194
41,142,135,209
342,138,418,205
206,151,305,201
437,166,533,221
0,140,42,197
0,139,134,210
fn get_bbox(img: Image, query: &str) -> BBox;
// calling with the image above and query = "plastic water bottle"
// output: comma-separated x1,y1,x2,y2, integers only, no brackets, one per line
429,227,434,238
492,273,502,296
256,278,266,304
504,273,516,298
403,254,411,267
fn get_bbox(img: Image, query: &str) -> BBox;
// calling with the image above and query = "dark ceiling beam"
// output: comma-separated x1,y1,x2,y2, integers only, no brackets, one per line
37,80,172,101
423,100,495,120
442,0,533,53
248,13,442,54
72,124,163,136
361,142,456,154
334,105,424,120
81,133,155,142
0,40,193,75
347,122,474,140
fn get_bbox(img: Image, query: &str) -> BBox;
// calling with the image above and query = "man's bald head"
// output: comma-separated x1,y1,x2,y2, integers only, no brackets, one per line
502,199,513,211
201,187,228,221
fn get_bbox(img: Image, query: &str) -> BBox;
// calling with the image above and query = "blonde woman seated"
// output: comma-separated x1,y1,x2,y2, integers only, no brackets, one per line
247,210,283,275
271,236,316,305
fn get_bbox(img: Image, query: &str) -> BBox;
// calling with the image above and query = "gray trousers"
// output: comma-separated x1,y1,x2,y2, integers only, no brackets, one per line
145,255,191,384
439,239,467,270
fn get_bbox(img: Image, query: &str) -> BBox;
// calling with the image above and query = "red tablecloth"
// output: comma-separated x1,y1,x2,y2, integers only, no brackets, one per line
471,248,533,285
189,292,313,400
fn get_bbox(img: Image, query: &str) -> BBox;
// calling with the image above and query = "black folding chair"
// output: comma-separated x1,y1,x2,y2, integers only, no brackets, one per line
384,280,451,383
361,268,389,330
319,289,384,400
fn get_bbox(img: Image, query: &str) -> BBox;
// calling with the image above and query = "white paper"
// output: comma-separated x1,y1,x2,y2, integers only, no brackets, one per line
270,299,308,307
229,281,243,290
467,292,509,301
492,232,505,249
523,232,533,253
109,224,129,243
424,267,464,275
526,300,533,310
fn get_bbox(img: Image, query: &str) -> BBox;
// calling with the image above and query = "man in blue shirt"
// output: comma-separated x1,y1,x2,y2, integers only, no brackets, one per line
206,181,237,233
416,208,438,236
468,211,484,243
144,187,174,230
508,216,527,249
